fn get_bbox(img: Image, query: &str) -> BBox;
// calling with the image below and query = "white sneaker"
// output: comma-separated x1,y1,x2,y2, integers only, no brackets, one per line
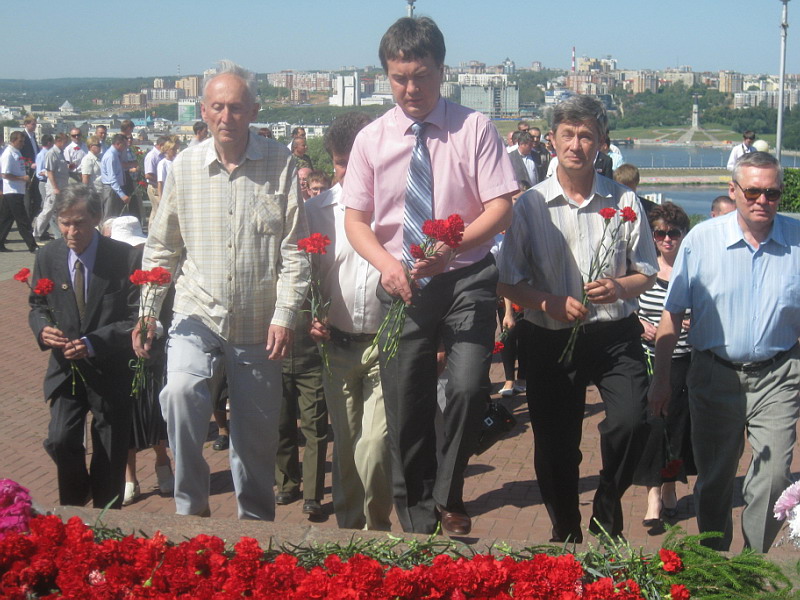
155,464,174,495
122,482,140,506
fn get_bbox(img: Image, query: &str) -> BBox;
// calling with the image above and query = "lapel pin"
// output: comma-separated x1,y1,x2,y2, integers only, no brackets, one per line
61,283,69,290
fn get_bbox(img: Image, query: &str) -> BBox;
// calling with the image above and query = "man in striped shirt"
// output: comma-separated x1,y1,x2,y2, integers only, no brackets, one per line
134,61,309,521
497,94,657,543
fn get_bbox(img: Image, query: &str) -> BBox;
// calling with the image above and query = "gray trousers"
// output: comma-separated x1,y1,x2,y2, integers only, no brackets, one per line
160,314,282,520
378,253,497,534
689,346,800,552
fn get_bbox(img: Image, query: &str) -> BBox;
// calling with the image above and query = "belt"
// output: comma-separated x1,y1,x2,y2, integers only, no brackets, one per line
329,326,374,347
703,344,797,373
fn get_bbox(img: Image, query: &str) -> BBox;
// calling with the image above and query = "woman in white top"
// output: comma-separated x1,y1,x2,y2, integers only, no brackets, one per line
80,135,103,191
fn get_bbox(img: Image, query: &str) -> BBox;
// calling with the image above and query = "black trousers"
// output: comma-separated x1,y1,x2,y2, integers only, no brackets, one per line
525,315,650,540
378,253,497,534
0,193,37,250
43,377,132,509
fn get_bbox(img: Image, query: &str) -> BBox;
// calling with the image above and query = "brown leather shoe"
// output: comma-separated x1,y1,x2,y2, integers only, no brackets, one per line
437,505,472,535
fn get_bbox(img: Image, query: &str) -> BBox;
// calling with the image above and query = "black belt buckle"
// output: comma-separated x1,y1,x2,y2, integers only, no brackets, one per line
329,327,351,348
740,361,765,373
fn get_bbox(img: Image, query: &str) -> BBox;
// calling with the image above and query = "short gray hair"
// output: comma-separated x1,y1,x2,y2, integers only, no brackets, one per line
54,184,102,219
732,151,783,185
202,60,257,104
551,95,608,139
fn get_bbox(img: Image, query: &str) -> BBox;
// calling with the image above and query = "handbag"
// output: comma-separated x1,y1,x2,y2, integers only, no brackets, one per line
473,400,517,455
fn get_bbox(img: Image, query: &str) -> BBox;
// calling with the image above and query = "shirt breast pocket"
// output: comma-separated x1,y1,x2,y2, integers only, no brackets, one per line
251,193,284,235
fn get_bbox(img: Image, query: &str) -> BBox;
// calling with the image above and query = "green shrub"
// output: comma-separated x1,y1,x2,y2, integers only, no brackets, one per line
781,168,800,213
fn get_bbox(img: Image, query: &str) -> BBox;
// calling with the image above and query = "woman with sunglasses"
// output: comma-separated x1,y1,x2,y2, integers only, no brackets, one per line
634,201,696,532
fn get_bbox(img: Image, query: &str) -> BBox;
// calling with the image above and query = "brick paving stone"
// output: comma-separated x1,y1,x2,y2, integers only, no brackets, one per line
1,234,799,558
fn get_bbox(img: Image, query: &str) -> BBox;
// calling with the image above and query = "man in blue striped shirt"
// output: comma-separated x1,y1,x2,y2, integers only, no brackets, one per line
650,151,800,553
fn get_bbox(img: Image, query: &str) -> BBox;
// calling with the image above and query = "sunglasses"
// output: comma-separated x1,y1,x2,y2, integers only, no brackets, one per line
734,181,782,202
71,133,81,137
653,228,683,241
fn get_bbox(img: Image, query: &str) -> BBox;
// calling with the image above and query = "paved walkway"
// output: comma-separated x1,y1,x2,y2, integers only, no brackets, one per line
1,228,798,557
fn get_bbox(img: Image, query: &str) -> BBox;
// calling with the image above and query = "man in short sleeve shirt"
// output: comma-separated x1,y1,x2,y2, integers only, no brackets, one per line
650,151,800,553
343,17,516,535
497,95,658,543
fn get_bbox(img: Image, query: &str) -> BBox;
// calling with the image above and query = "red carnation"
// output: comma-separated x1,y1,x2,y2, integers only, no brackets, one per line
660,459,683,479
130,270,150,286
148,266,172,285
441,214,465,248
410,244,425,260
14,268,30,283
422,219,444,241
138,180,147,187
670,583,691,600
492,341,505,354
511,303,523,313
33,278,54,296
620,206,637,223
659,548,684,573
598,207,617,220
298,232,331,255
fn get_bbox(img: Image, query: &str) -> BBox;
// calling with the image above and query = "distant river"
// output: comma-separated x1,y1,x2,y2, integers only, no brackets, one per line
637,186,728,217
619,144,800,169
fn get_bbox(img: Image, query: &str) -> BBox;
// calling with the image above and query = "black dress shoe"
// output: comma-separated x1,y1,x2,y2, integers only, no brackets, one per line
437,504,472,535
642,518,662,528
275,489,301,505
302,499,324,519
212,434,229,451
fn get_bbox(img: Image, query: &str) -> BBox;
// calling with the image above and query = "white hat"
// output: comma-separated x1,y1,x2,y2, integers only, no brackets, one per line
111,216,146,247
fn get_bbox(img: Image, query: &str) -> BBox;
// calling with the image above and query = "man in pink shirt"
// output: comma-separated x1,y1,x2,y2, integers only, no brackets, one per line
343,16,517,535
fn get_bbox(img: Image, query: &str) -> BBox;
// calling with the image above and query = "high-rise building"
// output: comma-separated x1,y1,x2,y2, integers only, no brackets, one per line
459,74,519,118
719,71,744,94
329,73,361,107
176,76,201,99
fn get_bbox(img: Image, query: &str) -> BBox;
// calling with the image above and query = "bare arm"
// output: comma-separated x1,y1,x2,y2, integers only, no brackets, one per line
647,309,685,417
584,272,656,305
497,281,588,324
345,207,413,305
413,194,513,280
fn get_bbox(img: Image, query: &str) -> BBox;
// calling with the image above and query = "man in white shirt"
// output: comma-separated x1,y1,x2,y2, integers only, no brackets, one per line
306,112,393,531
0,131,38,252
34,133,71,242
727,130,756,171
144,136,166,219
64,128,88,182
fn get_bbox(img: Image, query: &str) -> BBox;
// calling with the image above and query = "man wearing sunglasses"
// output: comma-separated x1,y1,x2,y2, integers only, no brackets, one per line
726,130,756,172
650,151,800,554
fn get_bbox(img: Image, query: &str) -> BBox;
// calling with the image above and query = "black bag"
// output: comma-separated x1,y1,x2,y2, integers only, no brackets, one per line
473,401,516,455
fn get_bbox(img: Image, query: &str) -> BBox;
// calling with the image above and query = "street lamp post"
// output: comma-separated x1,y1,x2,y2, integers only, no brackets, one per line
776,0,791,162
407,0,416,17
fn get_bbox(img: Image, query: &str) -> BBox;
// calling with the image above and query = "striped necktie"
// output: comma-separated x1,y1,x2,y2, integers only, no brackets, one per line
403,122,433,286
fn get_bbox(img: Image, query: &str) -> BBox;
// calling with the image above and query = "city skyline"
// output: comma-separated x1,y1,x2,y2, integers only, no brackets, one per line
9,1,795,80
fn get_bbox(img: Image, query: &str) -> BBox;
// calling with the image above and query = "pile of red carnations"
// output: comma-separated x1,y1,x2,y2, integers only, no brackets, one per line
0,514,652,599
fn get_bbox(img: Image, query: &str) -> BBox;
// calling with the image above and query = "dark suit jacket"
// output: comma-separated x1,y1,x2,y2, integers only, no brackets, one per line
508,150,538,191
594,152,613,179
29,235,139,400
21,132,37,163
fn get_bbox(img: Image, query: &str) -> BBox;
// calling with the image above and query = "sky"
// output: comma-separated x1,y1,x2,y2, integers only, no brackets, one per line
8,0,795,79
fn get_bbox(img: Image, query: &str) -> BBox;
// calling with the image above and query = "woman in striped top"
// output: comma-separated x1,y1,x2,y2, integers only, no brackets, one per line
634,201,696,531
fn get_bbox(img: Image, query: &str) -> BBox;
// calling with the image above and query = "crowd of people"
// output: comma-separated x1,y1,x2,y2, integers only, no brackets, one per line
4,15,798,554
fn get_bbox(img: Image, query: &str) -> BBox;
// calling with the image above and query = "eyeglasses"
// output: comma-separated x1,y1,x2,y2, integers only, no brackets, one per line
71,133,81,137
653,228,683,241
734,181,782,202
